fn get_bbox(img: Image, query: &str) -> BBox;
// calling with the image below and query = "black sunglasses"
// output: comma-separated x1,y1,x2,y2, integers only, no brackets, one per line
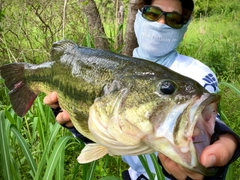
140,5,185,29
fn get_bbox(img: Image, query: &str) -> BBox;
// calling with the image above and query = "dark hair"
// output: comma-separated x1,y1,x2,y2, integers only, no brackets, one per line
137,0,194,22
180,0,194,22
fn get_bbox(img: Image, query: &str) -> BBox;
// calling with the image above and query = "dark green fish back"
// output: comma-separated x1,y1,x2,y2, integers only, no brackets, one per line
50,40,77,61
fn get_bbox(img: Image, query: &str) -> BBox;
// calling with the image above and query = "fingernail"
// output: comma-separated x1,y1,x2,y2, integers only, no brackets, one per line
205,155,216,167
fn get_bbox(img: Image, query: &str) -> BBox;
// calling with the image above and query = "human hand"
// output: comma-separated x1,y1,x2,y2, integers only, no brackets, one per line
158,154,204,180
158,133,238,180
43,92,73,127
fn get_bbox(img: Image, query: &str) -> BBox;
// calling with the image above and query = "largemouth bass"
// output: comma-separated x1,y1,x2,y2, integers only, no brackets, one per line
0,40,220,176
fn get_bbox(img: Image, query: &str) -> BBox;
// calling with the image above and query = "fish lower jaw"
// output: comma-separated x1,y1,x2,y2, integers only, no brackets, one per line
180,145,190,153
190,100,218,153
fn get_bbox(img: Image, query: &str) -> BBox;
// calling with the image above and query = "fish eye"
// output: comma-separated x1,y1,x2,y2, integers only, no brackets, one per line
159,80,178,95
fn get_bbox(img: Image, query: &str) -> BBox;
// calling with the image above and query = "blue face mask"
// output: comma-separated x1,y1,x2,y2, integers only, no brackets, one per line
133,10,190,67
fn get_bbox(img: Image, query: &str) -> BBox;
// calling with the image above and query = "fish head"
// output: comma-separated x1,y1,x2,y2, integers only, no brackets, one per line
133,69,220,175
88,60,220,175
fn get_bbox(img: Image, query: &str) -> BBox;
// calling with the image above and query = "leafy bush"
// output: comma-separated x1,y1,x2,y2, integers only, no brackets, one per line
193,0,240,17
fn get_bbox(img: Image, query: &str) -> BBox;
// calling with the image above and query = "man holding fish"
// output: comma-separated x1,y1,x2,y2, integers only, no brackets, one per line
42,0,239,179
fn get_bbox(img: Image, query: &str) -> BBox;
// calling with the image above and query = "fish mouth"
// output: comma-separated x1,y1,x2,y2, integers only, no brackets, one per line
191,94,219,160
176,93,220,174
193,102,217,149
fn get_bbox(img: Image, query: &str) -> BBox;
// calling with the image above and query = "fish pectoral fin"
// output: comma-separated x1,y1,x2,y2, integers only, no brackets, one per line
77,143,108,164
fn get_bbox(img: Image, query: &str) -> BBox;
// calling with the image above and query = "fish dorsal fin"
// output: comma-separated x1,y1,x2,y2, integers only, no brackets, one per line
50,40,77,61
77,143,108,164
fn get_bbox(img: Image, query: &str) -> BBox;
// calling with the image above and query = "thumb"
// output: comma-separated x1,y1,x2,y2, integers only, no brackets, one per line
200,134,237,168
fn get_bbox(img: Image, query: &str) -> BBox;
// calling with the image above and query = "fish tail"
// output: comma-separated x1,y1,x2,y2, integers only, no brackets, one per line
0,63,38,117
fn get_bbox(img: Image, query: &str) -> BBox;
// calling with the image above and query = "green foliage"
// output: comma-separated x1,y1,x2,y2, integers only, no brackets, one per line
193,0,240,18
193,0,218,17
0,8,5,32
0,111,13,180
0,93,74,179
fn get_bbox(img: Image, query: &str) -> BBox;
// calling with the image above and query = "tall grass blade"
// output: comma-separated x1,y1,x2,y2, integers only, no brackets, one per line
219,82,240,95
0,110,14,180
72,162,81,180
10,125,37,177
226,164,233,180
82,162,89,180
37,115,45,149
43,136,73,180
138,155,155,180
34,123,61,180
37,94,48,125
101,155,110,177
4,108,16,124
36,97,46,149
85,160,97,180
150,153,164,180
55,148,65,180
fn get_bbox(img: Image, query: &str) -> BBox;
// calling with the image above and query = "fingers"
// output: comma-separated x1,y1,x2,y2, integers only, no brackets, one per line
201,133,238,167
55,109,73,127
158,154,203,180
44,92,73,127
158,134,237,180
158,154,186,179
43,92,59,108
